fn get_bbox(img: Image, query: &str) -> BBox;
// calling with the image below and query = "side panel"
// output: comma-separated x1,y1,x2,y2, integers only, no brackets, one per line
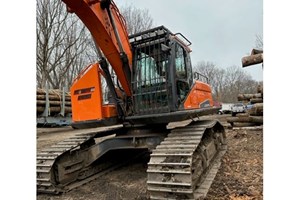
183,81,213,109
71,63,103,122
71,64,102,122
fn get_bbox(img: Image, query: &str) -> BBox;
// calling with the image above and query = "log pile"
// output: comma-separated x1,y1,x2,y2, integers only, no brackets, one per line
227,85,263,127
37,88,72,116
227,48,264,128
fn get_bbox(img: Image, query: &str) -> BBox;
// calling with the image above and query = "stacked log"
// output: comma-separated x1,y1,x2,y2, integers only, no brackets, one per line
227,48,264,128
237,93,262,101
37,88,72,116
227,85,263,127
227,113,263,126
246,103,263,116
242,54,263,67
242,48,263,68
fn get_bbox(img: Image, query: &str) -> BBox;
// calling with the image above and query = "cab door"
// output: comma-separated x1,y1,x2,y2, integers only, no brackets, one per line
170,42,193,110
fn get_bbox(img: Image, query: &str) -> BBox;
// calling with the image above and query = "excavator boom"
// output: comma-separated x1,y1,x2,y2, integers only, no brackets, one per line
63,0,132,96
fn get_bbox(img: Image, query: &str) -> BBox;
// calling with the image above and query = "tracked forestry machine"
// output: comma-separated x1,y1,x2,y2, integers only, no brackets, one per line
36,0,227,199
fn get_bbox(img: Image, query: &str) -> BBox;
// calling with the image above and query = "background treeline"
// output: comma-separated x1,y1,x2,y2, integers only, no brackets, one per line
193,61,262,103
36,0,153,89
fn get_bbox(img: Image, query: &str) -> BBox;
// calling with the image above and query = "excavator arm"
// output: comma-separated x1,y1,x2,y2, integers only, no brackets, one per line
63,0,132,96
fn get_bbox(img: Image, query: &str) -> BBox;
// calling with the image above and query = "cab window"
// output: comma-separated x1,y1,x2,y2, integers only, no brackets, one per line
175,44,187,79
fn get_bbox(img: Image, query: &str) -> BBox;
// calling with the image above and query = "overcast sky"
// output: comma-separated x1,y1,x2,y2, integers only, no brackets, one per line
115,0,263,81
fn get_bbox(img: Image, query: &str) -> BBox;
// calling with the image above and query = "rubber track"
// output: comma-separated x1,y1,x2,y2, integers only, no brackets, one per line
36,132,99,194
147,120,227,200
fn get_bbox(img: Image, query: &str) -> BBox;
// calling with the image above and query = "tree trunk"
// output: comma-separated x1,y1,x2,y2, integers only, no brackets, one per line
227,117,251,123
37,94,71,101
250,116,263,124
237,93,262,101
37,88,70,96
231,122,258,127
227,115,263,125
242,53,263,68
37,100,71,106
37,106,72,113
247,103,263,116
236,113,249,117
251,49,263,55
250,98,263,104
257,85,263,94
233,126,263,131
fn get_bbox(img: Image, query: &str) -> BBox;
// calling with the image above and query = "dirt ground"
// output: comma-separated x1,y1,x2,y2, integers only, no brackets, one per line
37,114,263,200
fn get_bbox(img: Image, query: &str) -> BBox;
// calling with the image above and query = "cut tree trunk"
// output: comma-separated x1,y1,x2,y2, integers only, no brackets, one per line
237,93,262,101
247,103,263,116
233,126,263,131
250,116,263,124
227,116,263,123
236,113,249,117
251,49,263,55
37,88,70,96
242,53,263,67
257,85,263,94
227,117,250,123
231,122,258,127
37,94,71,101
37,106,72,113
37,100,71,106
250,98,263,104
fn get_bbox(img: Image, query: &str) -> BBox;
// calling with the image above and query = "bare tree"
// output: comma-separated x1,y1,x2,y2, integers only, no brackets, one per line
120,4,154,35
194,61,217,84
36,0,94,89
194,62,259,103
223,66,258,102
36,1,155,90
255,34,263,49
194,61,226,101
213,68,226,101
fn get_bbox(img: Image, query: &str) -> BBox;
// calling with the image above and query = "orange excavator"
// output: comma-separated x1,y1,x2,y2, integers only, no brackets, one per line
37,0,227,199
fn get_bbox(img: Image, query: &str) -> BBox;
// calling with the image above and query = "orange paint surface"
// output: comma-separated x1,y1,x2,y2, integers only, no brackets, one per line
183,81,213,109
71,63,103,122
102,104,117,118
71,63,118,123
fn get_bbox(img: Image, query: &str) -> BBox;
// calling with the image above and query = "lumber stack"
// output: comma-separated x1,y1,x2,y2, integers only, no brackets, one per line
36,88,72,116
227,85,263,127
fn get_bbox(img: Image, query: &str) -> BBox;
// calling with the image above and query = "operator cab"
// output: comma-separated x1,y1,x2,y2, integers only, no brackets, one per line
129,26,193,116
